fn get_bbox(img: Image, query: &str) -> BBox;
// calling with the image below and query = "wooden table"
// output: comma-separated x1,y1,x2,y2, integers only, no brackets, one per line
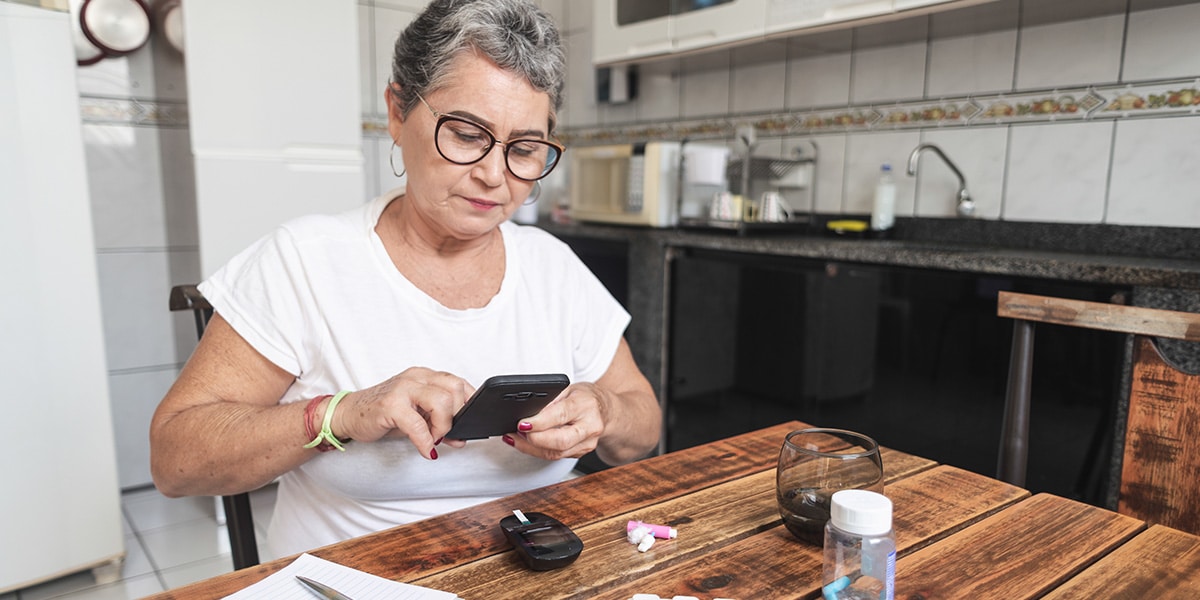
147,421,1200,599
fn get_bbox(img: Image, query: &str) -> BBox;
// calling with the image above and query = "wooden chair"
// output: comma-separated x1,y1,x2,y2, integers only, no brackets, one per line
996,291,1200,534
169,284,261,570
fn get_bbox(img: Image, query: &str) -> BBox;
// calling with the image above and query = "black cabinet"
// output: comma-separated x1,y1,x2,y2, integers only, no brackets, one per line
667,254,1129,506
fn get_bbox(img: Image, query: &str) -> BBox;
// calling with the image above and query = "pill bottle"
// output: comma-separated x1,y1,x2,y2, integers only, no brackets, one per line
821,489,895,600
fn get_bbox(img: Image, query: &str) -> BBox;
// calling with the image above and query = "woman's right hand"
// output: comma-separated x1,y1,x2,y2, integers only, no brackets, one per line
330,367,474,459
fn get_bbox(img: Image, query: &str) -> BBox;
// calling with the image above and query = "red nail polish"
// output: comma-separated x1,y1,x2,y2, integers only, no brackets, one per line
502,435,515,446
430,448,439,460
434,437,443,446
517,422,533,432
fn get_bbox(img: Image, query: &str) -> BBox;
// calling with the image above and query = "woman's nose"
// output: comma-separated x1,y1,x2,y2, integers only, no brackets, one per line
472,143,508,185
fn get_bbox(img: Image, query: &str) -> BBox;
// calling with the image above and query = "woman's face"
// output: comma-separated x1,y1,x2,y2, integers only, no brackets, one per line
388,52,554,241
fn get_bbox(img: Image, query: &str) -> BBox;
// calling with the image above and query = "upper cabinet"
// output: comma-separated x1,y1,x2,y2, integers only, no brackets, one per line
671,0,768,54
594,0,767,64
593,0,674,65
594,0,996,66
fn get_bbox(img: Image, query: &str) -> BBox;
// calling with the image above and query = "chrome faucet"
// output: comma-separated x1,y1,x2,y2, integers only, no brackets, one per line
907,143,974,217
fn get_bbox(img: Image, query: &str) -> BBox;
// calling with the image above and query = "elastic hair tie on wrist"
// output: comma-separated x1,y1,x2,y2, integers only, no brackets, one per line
304,390,351,452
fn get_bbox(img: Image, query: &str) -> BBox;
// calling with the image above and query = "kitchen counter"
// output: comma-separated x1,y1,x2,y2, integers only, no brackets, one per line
541,218,1200,454
541,220,1200,290
541,218,1200,507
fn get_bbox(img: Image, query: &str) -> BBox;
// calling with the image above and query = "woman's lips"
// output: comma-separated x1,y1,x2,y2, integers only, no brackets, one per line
465,197,501,210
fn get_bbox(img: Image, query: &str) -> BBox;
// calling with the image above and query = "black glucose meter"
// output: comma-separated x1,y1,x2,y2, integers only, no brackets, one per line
499,510,584,571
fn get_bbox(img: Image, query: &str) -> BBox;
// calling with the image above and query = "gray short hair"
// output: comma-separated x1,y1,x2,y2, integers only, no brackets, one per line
390,0,565,128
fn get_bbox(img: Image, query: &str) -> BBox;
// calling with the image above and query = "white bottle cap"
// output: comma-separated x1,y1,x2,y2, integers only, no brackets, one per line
830,489,893,536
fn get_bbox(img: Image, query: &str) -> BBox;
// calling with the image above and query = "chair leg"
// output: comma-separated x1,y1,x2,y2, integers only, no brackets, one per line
998,320,1035,487
222,493,260,570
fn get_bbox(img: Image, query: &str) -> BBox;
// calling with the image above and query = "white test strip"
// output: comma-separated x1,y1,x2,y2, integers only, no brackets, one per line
513,509,530,524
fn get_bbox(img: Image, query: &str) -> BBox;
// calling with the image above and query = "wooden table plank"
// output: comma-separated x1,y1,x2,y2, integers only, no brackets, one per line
1042,524,1200,599
414,447,935,599
593,465,1027,600
144,421,809,599
897,493,1144,599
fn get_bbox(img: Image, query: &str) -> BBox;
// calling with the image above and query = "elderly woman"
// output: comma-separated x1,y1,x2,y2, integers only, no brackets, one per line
150,0,660,558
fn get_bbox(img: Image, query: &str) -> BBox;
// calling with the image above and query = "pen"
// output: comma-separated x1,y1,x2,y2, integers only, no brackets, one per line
296,575,356,600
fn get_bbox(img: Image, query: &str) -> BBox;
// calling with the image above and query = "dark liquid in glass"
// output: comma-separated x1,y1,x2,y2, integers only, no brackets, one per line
778,487,830,545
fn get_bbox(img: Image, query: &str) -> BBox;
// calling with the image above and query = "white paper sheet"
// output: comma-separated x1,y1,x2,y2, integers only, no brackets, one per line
221,553,460,600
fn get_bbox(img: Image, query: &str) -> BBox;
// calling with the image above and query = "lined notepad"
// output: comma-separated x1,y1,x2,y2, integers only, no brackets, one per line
222,553,461,600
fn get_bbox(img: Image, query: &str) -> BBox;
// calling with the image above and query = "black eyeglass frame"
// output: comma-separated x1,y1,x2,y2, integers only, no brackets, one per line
413,91,565,182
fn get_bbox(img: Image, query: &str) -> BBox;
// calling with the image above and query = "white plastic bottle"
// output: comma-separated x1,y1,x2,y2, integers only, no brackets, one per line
822,489,895,600
870,164,896,232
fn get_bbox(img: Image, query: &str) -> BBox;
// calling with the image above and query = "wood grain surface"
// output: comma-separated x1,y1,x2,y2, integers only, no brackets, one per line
1041,524,1200,600
594,465,1026,600
1119,336,1200,535
143,421,1200,600
414,447,935,599
144,421,808,599
897,493,1144,599
996,291,1200,341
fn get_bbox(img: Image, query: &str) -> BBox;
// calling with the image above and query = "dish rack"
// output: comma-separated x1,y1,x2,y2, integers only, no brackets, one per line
677,135,818,234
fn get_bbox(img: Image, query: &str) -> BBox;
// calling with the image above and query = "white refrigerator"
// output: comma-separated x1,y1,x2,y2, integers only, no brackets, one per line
0,1,125,592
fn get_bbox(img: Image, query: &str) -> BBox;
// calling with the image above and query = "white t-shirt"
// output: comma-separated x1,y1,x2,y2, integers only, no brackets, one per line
198,190,630,558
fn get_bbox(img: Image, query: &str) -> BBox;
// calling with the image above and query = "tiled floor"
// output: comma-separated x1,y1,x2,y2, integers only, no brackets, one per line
3,485,278,600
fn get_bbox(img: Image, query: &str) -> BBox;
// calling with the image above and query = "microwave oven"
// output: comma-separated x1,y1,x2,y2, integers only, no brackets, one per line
569,142,681,227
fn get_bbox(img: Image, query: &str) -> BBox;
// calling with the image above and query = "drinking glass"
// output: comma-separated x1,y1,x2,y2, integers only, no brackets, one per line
776,428,884,545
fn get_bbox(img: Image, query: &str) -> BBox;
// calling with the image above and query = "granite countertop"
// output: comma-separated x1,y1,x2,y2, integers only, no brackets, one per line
540,219,1200,290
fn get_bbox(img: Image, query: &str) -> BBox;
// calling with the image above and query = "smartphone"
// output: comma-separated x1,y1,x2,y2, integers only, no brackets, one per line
445,373,569,440
499,511,583,571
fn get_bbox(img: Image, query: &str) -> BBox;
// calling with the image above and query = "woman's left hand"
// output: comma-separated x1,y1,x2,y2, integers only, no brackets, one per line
503,338,661,465
503,382,610,460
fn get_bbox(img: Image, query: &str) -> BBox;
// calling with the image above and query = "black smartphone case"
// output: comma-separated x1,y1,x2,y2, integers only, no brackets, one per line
446,374,569,440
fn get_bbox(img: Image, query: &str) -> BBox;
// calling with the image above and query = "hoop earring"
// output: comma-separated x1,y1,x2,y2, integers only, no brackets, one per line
524,181,542,205
389,142,406,178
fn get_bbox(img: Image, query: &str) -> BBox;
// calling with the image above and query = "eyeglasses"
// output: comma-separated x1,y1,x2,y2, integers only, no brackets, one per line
414,92,563,182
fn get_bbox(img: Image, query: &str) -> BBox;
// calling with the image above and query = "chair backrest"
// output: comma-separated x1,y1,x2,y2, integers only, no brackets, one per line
169,284,260,570
997,291,1200,534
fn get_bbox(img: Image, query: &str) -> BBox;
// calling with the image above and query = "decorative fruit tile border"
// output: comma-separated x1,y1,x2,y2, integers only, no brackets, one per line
79,97,189,127
362,116,388,136
1093,79,1200,119
79,77,1200,140
559,77,1199,146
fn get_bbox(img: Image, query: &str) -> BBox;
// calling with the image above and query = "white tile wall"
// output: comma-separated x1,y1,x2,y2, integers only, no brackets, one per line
359,4,376,116
1123,3,1200,82
96,251,201,371
786,52,852,110
1003,121,1113,223
563,30,599,128
1108,116,1200,227
731,47,788,114
914,126,1008,219
850,41,926,104
926,29,1017,97
1015,14,1124,90
84,125,168,248
84,126,196,250
372,4,421,112
636,59,682,122
554,0,1200,229
109,369,183,489
681,54,733,118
